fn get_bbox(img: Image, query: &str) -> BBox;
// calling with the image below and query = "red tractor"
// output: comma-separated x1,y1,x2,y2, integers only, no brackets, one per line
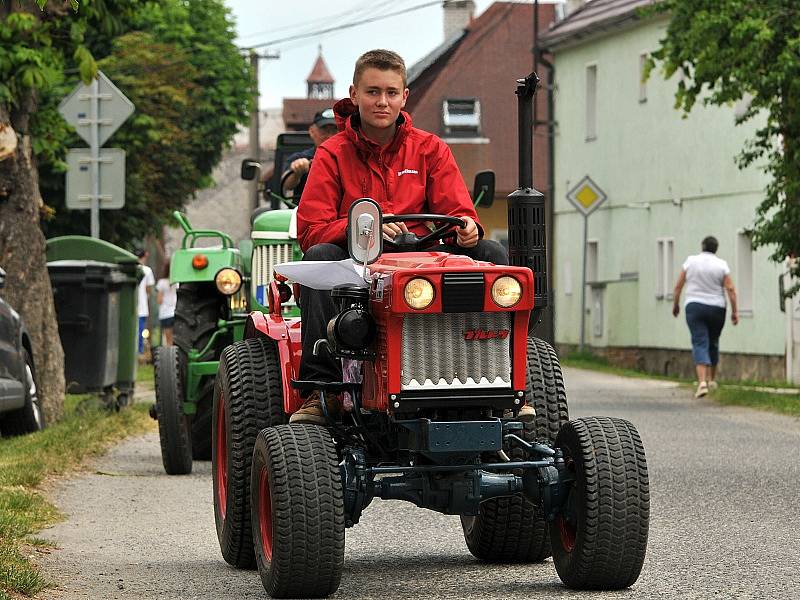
211,75,649,598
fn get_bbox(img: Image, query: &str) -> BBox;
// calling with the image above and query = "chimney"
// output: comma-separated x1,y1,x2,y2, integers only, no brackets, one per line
565,0,587,16
443,0,475,40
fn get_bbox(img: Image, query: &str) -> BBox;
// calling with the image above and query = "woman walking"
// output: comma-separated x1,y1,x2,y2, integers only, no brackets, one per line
156,260,178,346
672,236,739,397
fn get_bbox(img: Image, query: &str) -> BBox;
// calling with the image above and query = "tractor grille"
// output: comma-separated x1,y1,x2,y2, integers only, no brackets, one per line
401,312,512,390
253,243,296,308
253,243,294,286
441,272,484,312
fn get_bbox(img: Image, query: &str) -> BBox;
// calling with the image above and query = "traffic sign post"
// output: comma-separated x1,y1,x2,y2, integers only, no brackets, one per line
65,148,126,210
567,176,607,351
58,71,134,238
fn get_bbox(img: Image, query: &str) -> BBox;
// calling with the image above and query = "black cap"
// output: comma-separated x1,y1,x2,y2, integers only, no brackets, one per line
313,108,335,128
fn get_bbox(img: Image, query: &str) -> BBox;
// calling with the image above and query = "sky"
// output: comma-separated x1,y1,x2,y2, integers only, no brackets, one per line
225,1,560,109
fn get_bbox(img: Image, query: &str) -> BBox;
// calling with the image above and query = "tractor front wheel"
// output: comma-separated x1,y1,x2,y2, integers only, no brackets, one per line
213,337,287,569
251,424,345,598
154,345,192,475
550,416,650,590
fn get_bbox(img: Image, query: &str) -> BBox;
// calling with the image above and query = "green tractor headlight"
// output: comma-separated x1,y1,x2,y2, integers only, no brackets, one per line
215,268,242,296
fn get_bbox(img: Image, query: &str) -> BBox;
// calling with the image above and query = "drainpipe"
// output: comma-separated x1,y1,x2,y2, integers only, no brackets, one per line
532,0,556,346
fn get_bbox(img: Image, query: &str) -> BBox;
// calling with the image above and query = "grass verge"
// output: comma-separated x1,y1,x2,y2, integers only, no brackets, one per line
561,350,800,418
0,369,155,598
560,351,687,383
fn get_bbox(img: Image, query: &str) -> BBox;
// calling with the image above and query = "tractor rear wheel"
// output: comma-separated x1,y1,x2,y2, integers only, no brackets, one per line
213,337,286,569
154,345,192,475
174,283,229,462
461,336,568,562
252,424,345,598
550,416,650,589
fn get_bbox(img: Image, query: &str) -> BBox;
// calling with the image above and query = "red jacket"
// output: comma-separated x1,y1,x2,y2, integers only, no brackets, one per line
296,98,482,252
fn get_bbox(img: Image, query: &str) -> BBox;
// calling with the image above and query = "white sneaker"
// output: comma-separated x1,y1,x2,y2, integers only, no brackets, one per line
695,381,709,398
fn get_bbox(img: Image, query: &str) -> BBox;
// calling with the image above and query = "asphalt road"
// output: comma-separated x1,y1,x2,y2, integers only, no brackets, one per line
38,367,800,599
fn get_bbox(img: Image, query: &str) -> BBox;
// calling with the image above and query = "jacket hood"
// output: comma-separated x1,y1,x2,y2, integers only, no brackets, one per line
332,97,413,156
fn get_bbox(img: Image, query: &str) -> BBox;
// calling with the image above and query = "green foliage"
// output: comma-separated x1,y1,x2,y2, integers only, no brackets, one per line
646,0,800,286
35,0,252,247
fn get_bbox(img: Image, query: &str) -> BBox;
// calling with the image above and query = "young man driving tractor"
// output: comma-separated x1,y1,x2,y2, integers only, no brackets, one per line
292,49,524,424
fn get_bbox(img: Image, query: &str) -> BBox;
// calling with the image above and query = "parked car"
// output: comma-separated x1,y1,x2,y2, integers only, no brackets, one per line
0,267,44,436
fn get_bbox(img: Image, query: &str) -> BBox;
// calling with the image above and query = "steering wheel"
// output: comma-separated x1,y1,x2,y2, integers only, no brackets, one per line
382,214,466,252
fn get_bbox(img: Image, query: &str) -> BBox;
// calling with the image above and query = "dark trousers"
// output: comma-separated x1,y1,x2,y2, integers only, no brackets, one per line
685,301,726,366
298,240,509,385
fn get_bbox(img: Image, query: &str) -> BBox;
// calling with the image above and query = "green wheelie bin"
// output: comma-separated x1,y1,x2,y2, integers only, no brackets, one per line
46,236,142,408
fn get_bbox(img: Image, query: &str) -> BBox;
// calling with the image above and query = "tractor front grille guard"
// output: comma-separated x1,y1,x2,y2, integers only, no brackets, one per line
252,243,296,308
401,312,512,390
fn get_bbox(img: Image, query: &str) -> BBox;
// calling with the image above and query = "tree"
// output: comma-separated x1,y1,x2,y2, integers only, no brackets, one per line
39,0,252,246
0,1,128,421
647,0,800,292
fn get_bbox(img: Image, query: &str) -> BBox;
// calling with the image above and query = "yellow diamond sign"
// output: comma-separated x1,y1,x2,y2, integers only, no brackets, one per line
567,175,607,216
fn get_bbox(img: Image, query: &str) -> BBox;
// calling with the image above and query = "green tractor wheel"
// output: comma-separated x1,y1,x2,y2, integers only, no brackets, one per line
154,345,192,475
174,282,231,460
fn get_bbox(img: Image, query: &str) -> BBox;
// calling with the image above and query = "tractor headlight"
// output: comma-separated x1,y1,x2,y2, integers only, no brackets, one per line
215,268,242,296
491,276,522,308
404,277,435,309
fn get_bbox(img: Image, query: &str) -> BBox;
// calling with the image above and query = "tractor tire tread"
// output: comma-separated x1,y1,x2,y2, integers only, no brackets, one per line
213,337,286,569
551,416,649,590
253,424,344,598
155,345,192,475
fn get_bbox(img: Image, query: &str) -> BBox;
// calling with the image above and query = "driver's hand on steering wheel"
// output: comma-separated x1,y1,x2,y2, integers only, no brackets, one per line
456,216,479,248
382,214,409,240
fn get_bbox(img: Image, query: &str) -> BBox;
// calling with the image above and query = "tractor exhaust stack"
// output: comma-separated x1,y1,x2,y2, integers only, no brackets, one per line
508,73,548,313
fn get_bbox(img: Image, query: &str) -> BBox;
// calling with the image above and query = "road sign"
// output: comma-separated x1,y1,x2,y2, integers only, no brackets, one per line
567,175,607,216
65,148,126,210
58,71,135,147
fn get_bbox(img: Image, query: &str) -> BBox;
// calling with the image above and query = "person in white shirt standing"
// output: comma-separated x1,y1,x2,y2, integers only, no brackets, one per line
156,260,178,346
135,249,155,355
672,236,739,398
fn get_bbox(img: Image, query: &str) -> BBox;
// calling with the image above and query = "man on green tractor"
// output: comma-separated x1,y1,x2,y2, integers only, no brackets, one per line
291,48,529,424
280,108,338,202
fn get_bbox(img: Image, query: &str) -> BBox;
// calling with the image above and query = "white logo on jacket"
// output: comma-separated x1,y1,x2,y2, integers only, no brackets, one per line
397,169,419,177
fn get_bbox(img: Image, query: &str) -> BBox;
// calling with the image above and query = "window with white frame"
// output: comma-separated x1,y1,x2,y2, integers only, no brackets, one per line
586,64,597,140
639,53,648,103
442,98,481,137
586,240,599,283
656,238,675,299
736,231,754,314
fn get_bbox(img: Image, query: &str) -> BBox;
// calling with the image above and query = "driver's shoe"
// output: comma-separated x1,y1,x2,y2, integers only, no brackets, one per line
517,403,536,422
503,403,536,422
289,390,341,425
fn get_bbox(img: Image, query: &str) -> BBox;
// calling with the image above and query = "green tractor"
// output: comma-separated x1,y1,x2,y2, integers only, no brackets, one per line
154,211,250,475
155,139,307,474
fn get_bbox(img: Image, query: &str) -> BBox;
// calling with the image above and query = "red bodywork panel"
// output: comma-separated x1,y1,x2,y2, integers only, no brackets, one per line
245,255,535,416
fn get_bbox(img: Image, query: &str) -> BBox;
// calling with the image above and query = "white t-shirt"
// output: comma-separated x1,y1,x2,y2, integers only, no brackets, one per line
682,252,730,308
156,278,178,320
137,265,155,317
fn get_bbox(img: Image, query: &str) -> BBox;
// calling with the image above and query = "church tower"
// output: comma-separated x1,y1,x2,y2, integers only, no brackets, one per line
306,46,334,99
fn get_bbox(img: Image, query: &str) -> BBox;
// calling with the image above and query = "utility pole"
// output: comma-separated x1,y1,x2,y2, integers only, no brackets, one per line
248,49,279,212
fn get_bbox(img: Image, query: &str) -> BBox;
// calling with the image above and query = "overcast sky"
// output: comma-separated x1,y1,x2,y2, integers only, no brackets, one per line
225,1,561,109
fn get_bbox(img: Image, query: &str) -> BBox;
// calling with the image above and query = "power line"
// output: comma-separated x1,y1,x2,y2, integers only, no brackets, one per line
236,0,394,41
241,0,440,50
